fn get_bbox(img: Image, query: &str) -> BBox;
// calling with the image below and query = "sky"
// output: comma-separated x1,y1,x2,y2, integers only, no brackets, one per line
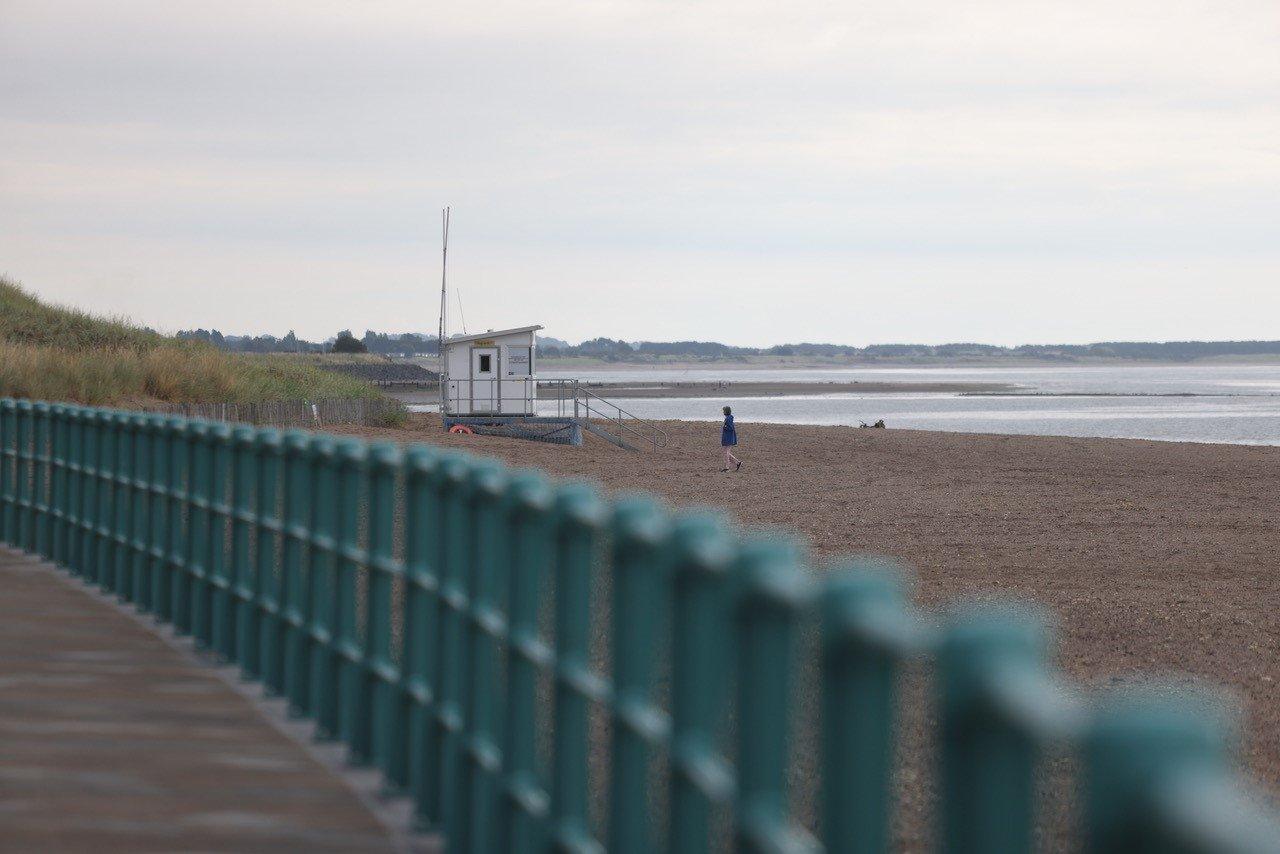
2,1,1278,347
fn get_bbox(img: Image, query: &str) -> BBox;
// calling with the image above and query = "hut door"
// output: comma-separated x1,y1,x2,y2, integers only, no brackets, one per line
471,347,498,412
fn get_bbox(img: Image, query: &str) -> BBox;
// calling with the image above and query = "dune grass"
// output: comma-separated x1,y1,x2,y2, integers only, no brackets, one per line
0,277,387,408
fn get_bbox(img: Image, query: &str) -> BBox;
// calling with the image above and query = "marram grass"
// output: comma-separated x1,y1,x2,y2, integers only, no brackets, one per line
0,277,383,407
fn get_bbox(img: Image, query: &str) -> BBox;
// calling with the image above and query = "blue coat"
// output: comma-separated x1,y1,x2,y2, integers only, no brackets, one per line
721,414,738,446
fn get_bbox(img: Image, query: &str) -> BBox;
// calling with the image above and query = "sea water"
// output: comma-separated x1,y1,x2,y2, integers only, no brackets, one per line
532,363,1280,446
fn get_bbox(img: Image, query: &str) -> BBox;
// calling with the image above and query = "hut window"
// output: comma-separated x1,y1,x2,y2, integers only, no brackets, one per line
479,354,492,372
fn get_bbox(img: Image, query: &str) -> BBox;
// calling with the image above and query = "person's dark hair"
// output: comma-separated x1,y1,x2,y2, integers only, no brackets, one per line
723,406,732,416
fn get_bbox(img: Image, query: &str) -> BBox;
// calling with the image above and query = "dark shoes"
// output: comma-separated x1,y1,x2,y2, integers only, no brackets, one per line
735,460,742,471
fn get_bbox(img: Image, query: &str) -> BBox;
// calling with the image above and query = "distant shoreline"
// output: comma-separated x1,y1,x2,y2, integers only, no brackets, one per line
558,380,1017,398
537,355,1280,371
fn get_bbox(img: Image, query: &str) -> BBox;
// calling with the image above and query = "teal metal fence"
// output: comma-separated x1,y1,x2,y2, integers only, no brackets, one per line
1,398,1277,852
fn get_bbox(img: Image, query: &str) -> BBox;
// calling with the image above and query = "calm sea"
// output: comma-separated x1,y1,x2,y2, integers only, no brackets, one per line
533,364,1280,446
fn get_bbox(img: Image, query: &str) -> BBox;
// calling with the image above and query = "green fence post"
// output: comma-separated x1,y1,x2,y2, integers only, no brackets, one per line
281,429,314,715
401,446,442,828
308,434,340,738
130,413,152,609
230,424,257,669
0,399,14,546
432,452,475,845
79,409,100,583
820,561,920,854
457,458,509,854
64,407,84,573
733,535,812,854
48,404,66,564
938,605,1052,854
548,481,608,854
369,442,407,789
335,438,369,756
0,400,12,546
253,428,284,689
32,402,51,558
112,411,135,599
608,495,672,854
498,469,555,854
207,423,234,656
186,420,213,642
147,415,171,621
1082,689,1278,854
96,410,120,591
169,418,194,634
667,513,736,854
15,400,33,553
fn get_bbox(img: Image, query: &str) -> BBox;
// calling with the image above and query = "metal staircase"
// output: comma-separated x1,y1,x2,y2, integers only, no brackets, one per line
541,379,668,451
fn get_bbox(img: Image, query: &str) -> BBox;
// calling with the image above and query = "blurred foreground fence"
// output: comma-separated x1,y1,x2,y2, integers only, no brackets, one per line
2,397,1277,853
144,396,403,428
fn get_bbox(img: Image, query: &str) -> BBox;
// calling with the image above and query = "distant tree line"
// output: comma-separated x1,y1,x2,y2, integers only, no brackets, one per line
178,328,1280,362
177,328,440,355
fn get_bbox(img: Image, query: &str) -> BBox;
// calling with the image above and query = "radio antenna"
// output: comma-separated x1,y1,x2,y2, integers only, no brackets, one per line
437,206,450,413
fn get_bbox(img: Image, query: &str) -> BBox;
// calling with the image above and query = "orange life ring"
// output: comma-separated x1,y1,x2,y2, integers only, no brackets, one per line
448,425,475,435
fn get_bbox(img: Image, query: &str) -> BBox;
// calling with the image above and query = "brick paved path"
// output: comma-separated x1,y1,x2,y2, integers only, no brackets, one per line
0,548,414,853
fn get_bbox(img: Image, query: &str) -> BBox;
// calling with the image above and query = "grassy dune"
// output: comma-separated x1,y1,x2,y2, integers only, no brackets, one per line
0,277,379,406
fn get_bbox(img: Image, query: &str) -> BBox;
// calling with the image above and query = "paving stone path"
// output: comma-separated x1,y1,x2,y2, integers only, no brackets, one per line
0,548,416,853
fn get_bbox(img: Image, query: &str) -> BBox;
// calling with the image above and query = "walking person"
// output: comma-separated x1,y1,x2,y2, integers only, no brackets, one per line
720,405,741,472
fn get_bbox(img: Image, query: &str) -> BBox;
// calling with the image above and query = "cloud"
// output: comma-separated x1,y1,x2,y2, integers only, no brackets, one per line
2,0,1278,344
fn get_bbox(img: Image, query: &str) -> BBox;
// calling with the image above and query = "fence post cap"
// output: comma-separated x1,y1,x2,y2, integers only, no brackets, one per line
670,512,735,576
110,410,132,425
509,469,553,511
1086,686,1234,765
940,602,1052,663
16,399,34,411
187,419,210,438
613,493,670,547
130,411,149,428
50,402,66,415
208,421,234,441
733,534,811,612
821,559,913,647
438,451,472,485
33,400,50,413
282,429,310,452
334,436,367,464
309,433,337,458
231,424,256,446
403,444,438,475
470,457,507,496
254,426,283,450
146,413,169,432
554,480,607,527
369,440,401,471
0,398,13,411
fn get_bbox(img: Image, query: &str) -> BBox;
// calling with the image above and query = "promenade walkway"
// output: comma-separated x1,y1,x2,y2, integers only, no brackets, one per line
0,548,424,853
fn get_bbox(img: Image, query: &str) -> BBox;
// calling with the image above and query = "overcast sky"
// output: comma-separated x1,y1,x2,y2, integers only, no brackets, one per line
2,1,1278,346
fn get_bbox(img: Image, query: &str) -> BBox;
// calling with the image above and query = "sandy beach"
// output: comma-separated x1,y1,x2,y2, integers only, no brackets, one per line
336,413,1280,801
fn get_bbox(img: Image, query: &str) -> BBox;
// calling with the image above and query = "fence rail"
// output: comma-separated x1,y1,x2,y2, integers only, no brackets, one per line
1,397,1277,853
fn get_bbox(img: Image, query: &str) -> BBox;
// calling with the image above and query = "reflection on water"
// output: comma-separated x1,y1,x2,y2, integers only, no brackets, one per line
423,364,1280,446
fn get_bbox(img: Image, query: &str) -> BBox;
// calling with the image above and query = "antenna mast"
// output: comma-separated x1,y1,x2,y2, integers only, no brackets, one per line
438,206,450,412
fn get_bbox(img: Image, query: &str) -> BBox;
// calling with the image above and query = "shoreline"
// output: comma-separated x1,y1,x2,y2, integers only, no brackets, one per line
555,379,1018,397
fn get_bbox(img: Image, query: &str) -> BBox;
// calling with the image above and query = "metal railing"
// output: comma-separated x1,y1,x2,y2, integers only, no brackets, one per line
441,376,538,415
541,379,668,450
2,396,1278,853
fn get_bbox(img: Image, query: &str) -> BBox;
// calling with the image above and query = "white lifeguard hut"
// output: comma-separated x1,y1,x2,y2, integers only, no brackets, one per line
440,325,542,416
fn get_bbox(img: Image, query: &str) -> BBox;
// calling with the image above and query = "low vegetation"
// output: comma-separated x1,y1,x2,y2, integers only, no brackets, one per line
0,277,392,409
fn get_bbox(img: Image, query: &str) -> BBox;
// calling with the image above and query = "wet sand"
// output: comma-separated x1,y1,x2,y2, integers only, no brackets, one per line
335,413,1280,801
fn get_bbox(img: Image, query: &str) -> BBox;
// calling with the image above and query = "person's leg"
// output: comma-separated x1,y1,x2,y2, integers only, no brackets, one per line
728,448,741,469
723,447,732,470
